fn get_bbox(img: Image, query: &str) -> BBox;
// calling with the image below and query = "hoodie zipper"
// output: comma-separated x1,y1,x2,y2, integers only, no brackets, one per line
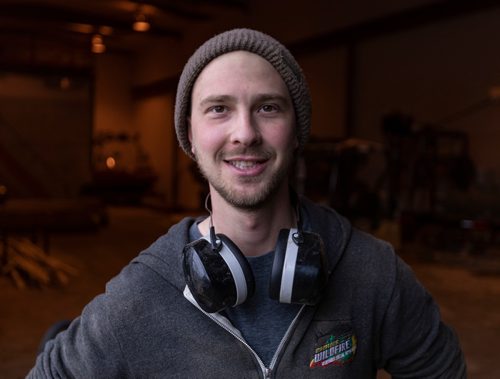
268,305,305,370
184,286,305,379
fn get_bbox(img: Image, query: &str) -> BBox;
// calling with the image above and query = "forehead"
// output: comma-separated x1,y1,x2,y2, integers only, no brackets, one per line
191,51,288,98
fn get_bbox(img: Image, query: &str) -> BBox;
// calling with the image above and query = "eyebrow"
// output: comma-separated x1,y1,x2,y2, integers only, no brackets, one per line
198,95,235,108
198,93,290,107
255,93,291,104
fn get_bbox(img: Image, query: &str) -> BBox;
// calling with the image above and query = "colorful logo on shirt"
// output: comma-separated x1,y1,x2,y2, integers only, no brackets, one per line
309,332,357,368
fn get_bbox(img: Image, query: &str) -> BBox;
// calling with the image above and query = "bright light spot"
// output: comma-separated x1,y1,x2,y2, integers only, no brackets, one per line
106,157,116,169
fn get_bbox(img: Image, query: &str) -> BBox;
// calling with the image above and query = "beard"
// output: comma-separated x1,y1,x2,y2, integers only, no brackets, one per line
194,147,295,211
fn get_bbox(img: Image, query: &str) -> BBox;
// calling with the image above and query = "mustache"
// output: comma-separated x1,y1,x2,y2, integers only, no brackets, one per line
219,147,273,160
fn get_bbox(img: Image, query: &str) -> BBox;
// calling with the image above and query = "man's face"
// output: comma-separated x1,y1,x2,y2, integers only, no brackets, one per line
188,50,298,210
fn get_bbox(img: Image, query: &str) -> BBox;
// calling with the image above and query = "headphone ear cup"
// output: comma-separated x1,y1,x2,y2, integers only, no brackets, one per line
183,234,255,313
216,233,255,301
270,229,327,305
269,229,294,302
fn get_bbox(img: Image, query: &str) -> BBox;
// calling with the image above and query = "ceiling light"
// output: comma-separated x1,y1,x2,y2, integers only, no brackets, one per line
133,13,150,32
91,34,106,54
98,26,114,36
68,23,94,34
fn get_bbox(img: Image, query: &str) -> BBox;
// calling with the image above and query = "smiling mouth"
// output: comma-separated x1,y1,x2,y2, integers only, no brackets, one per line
228,160,262,169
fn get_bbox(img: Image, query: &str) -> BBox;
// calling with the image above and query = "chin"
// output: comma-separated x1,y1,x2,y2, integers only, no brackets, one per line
219,181,287,211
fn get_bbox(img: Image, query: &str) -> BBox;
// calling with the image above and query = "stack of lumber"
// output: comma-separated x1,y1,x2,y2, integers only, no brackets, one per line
1,238,78,289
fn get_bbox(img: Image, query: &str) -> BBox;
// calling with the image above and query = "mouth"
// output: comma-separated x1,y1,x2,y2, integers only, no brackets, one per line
227,160,263,169
223,156,269,175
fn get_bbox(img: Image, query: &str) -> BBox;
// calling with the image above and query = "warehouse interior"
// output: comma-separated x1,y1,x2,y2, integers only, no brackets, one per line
1,1,500,377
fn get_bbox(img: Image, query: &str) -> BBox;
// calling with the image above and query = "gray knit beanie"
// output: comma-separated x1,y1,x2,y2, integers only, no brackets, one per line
174,28,311,158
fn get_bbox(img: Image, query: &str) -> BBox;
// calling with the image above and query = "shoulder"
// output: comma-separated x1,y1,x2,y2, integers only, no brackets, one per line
347,228,399,273
300,197,398,277
130,216,198,288
86,217,198,325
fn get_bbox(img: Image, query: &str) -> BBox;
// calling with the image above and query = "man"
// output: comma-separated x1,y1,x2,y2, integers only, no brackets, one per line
29,28,466,378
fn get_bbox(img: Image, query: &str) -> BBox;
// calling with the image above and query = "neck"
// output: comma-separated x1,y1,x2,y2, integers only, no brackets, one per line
199,186,297,257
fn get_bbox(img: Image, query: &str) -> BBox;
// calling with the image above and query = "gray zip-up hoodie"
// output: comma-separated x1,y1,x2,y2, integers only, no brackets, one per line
28,198,466,378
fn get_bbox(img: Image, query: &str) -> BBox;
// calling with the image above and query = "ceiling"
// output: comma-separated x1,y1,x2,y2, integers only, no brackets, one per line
3,0,500,74
0,0,249,71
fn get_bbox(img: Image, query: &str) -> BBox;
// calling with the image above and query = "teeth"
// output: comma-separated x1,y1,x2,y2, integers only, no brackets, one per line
231,161,258,169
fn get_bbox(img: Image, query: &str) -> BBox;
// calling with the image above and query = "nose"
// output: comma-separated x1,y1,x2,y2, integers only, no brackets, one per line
229,111,261,146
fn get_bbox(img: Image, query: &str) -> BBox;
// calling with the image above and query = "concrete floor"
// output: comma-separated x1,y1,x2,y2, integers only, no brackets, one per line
1,206,499,378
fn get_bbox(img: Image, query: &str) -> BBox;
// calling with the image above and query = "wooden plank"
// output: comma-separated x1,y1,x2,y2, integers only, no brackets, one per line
10,254,51,285
10,268,27,290
2,236,77,288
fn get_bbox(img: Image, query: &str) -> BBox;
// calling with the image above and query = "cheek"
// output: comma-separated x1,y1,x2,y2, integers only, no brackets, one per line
266,122,297,150
190,124,225,153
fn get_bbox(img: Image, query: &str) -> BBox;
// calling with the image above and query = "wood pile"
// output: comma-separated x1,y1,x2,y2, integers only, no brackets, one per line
1,238,78,289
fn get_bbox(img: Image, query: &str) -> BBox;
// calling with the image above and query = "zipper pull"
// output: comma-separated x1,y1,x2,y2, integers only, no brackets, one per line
264,367,272,378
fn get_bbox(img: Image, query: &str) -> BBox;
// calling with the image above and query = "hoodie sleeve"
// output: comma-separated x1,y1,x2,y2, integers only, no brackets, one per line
26,286,132,379
379,257,466,378
27,220,193,379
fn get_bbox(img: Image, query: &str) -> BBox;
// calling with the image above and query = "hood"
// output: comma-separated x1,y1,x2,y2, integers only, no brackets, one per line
132,217,198,292
133,198,353,291
299,196,353,277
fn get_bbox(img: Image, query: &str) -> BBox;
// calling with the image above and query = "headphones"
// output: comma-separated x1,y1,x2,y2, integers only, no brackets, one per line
182,201,328,313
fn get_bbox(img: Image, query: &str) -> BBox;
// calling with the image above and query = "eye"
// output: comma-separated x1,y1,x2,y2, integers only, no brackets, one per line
209,105,226,114
259,104,279,113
